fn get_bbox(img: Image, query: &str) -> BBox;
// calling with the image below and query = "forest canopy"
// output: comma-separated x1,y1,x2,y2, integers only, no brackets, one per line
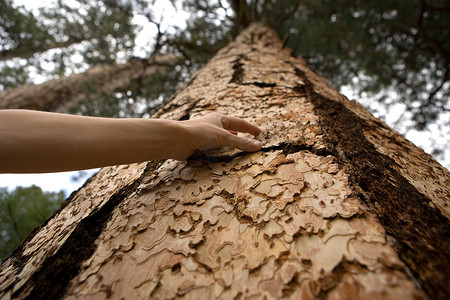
0,0,449,165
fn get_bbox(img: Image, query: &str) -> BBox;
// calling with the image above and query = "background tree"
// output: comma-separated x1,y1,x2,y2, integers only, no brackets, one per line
0,54,182,114
0,186,65,262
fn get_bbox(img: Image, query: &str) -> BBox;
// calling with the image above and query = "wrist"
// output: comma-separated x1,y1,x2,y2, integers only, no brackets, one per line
151,119,195,160
172,120,196,160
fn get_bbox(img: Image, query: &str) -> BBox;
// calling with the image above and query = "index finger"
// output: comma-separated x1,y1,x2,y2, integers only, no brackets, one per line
221,116,261,136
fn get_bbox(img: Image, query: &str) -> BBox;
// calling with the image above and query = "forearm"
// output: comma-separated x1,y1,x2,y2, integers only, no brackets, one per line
0,110,186,173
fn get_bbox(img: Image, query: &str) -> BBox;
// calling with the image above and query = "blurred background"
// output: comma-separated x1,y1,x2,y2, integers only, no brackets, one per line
1,0,449,261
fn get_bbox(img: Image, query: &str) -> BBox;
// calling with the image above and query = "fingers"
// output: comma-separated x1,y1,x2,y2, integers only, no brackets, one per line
223,132,263,152
191,112,263,153
221,115,261,136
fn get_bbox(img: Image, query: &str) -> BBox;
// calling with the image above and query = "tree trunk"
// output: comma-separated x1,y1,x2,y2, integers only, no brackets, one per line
0,55,181,113
1,23,449,300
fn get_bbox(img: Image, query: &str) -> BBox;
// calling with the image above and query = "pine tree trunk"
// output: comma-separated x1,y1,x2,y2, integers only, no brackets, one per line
0,55,181,113
1,23,449,300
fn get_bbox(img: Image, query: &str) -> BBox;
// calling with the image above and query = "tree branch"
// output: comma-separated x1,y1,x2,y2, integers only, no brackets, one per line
417,0,450,108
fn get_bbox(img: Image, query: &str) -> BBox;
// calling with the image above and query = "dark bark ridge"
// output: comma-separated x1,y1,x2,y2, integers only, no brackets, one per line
9,161,162,299
1,166,101,279
226,42,449,297
193,142,334,164
211,27,450,298
229,55,245,84
293,68,450,299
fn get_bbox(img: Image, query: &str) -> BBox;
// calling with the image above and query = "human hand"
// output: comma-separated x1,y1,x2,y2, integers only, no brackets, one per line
177,112,262,160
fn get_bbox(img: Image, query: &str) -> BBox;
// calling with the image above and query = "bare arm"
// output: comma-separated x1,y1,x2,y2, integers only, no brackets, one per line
0,110,262,173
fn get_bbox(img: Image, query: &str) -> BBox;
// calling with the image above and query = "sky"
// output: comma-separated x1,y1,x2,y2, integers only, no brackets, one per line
1,0,448,196
0,169,98,195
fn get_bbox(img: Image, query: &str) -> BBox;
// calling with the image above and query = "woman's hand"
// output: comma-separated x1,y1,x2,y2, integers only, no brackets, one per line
175,112,262,160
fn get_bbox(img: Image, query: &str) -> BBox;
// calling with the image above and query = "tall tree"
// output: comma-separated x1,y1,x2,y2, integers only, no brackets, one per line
0,23,448,300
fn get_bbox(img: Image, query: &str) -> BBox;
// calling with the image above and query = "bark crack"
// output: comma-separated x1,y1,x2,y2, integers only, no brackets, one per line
242,82,277,88
229,55,245,84
292,65,450,299
191,142,334,164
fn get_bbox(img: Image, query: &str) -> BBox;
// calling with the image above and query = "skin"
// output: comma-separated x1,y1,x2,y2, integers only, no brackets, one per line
0,110,262,173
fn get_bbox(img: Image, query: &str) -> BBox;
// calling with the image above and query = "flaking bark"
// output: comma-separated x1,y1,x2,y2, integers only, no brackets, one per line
0,23,449,299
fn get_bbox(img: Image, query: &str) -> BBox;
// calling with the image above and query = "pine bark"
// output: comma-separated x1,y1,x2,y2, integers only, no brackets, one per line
0,23,449,300
0,55,181,113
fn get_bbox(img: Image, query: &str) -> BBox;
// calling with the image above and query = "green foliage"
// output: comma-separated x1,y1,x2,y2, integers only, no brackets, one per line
0,186,65,261
68,91,126,118
273,0,449,130
171,1,231,62
0,0,54,59
129,65,189,116
169,16,229,63
0,62,30,89
0,0,136,89
68,64,188,118
38,0,137,67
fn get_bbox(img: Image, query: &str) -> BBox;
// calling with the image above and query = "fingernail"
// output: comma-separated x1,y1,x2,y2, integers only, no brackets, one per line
221,118,228,127
253,141,263,148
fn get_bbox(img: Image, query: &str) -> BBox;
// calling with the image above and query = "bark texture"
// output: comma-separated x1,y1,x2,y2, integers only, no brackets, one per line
1,23,449,300
0,55,181,112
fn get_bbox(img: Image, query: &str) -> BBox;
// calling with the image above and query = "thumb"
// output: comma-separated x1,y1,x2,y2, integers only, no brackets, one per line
224,133,263,152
